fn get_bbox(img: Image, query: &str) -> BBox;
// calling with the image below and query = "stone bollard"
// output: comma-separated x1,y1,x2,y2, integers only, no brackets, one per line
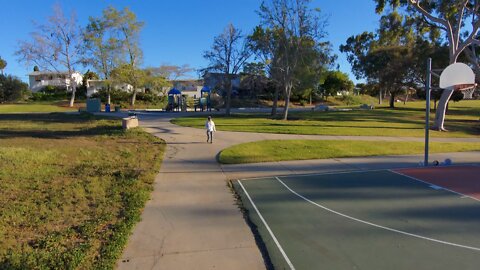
122,117,139,130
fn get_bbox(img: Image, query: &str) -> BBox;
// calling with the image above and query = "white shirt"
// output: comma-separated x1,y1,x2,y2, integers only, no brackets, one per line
205,120,216,132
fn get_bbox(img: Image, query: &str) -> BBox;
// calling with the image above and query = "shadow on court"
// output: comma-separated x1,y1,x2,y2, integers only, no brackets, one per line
234,165,480,270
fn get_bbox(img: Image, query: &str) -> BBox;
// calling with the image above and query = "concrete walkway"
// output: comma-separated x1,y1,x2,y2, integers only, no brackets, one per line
117,112,480,270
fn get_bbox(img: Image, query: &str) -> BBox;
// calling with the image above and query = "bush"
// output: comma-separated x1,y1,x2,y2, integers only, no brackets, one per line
90,88,131,104
331,94,377,106
30,86,69,101
0,74,30,102
135,92,163,103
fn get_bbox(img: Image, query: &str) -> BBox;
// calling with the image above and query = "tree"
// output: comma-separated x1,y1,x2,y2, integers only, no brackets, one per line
249,26,283,116
83,10,123,105
16,4,83,107
374,0,480,130
149,64,194,81
203,24,252,116
104,7,144,106
255,0,331,120
240,62,269,99
321,70,354,98
111,64,147,101
143,69,171,98
0,75,29,102
0,57,6,75
340,11,443,108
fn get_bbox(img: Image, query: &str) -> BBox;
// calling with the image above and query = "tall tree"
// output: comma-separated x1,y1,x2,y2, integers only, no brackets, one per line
203,24,252,116
340,11,444,108
0,56,6,75
249,26,283,116
375,0,480,130
104,7,144,106
255,0,330,120
83,11,123,105
16,4,83,107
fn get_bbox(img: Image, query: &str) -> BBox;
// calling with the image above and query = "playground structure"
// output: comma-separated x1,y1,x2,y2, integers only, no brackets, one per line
166,88,187,112
194,86,212,112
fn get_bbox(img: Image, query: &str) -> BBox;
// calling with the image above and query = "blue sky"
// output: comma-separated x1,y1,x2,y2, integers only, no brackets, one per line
0,0,380,82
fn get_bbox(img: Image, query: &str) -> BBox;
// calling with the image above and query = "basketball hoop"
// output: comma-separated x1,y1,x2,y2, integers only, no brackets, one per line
424,61,476,167
439,62,475,89
453,83,477,91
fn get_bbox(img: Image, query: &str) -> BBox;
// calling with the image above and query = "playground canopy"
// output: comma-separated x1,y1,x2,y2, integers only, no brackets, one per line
168,88,182,95
201,86,211,93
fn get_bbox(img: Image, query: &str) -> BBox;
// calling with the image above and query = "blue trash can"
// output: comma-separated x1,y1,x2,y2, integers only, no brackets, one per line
105,103,111,112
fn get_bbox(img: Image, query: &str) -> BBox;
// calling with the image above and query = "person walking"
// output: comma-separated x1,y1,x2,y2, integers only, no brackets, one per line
205,116,216,143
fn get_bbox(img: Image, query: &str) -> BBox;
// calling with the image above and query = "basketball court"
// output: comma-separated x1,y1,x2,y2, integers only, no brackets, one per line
234,165,480,270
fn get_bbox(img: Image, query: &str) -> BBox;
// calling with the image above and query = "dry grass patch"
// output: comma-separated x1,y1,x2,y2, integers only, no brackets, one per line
0,113,165,269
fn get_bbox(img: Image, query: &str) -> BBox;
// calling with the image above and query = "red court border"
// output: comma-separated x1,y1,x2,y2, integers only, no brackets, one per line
393,166,480,200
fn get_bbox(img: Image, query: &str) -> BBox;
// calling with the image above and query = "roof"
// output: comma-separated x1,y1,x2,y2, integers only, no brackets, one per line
28,71,82,76
168,88,182,95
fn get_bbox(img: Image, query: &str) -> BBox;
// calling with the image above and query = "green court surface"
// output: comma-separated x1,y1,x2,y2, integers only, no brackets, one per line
234,166,480,270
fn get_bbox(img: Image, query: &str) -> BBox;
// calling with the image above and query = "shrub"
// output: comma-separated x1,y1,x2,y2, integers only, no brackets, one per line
0,74,30,102
30,86,70,101
331,94,377,106
90,89,130,104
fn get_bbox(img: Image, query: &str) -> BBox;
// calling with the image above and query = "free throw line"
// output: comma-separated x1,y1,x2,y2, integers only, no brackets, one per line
237,180,296,270
275,177,480,252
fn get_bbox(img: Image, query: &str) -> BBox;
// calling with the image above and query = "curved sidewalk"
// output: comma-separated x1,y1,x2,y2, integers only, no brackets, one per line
117,112,480,269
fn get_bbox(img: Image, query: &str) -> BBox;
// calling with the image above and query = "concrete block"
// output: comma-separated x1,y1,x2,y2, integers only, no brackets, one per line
122,117,139,130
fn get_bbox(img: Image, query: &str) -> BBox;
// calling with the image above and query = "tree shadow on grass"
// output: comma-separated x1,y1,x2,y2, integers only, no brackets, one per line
0,125,122,139
0,113,122,139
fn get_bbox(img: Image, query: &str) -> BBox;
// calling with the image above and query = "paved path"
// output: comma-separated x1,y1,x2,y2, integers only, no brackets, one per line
116,112,480,269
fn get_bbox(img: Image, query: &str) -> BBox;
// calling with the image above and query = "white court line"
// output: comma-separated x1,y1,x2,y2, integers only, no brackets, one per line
389,170,480,203
236,164,480,182
236,168,388,181
275,177,480,252
237,180,296,270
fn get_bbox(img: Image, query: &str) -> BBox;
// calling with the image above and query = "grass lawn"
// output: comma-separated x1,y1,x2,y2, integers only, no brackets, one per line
172,100,480,138
0,102,81,113
219,140,480,164
0,113,165,269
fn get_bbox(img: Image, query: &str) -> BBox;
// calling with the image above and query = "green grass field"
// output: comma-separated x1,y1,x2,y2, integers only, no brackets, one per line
219,140,480,164
172,100,480,138
0,113,165,269
0,103,77,113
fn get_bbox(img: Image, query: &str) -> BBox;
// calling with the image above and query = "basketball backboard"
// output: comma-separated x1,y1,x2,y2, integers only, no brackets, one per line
439,62,475,89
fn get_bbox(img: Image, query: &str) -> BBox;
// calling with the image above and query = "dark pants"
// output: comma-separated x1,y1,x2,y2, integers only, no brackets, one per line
207,131,213,142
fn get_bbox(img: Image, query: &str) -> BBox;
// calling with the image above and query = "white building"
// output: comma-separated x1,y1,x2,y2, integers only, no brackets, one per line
86,80,134,97
28,71,83,92
172,79,204,98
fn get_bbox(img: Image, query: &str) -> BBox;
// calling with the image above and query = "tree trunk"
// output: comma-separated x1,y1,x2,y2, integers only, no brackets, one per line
225,78,232,116
282,83,292,120
433,87,454,131
107,86,111,105
69,83,76,107
271,85,279,117
131,88,136,106
389,92,395,108
378,89,382,104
